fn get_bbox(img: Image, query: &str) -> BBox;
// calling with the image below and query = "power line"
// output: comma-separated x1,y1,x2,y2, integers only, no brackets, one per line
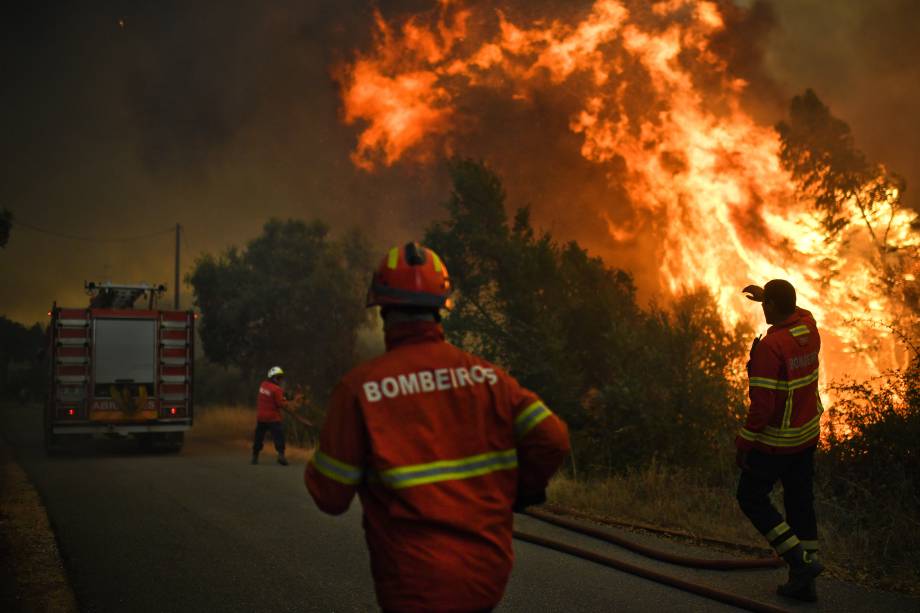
10,217,175,243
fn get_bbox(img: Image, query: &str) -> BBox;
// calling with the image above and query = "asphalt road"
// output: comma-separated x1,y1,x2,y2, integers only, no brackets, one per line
2,404,917,613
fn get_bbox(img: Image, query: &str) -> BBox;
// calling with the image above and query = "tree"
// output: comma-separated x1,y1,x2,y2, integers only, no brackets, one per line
0,208,11,248
0,316,45,400
777,89,919,299
187,219,373,405
425,159,747,473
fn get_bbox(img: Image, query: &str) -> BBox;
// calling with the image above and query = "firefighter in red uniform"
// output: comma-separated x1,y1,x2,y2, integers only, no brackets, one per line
736,280,824,601
305,242,570,613
252,366,289,466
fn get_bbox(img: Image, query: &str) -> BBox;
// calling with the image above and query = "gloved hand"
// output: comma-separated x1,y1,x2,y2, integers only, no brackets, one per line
736,448,750,471
513,489,547,513
742,285,764,302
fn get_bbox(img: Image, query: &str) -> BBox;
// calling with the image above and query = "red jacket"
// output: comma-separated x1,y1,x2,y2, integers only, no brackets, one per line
305,321,570,613
257,380,286,422
737,308,822,454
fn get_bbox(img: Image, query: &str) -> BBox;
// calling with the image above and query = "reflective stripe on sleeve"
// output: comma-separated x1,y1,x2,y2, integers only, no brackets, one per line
514,401,552,439
789,325,810,337
430,251,444,273
378,449,517,489
749,376,785,390
311,448,364,485
386,247,399,269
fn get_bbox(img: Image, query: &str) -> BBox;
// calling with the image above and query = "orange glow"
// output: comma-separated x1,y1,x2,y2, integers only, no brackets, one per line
338,0,920,409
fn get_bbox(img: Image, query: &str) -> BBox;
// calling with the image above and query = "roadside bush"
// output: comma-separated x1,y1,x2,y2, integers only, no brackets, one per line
818,363,920,586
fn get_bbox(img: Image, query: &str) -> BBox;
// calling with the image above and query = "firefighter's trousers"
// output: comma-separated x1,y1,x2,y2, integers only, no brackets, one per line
737,447,818,556
252,421,285,455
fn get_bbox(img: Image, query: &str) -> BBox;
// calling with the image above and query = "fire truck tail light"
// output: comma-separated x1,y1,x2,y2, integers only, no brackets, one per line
169,407,177,415
67,409,75,416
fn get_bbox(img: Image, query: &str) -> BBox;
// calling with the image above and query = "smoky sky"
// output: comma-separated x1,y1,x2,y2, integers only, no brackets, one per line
2,0,918,324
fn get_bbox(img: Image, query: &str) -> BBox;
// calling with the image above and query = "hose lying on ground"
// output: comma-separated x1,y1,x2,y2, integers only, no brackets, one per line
540,502,777,556
513,529,790,613
525,508,783,570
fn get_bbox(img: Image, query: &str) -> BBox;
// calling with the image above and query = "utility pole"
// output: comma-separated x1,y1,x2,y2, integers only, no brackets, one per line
174,223,181,309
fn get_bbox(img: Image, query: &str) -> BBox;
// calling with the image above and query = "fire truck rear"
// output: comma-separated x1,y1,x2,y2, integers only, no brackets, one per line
45,282,194,453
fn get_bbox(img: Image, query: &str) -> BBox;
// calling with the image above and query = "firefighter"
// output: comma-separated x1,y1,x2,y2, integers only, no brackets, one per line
305,242,570,613
252,366,289,466
736,279,823,601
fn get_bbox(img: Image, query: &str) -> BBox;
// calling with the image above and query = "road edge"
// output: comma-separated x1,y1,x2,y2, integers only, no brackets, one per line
0,436,79,613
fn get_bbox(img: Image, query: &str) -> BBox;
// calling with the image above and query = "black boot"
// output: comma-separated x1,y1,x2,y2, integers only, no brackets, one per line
777,544,823,601
277,454,289,466
251,452,259,465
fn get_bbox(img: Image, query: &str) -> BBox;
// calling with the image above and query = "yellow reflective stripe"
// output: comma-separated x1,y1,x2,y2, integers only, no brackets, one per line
311,448,364,485
379,449,517,489
782,388,794,428
775,535,801,555
386,247,399,269
741,425,820,447
763,414,821,438
765,522,792,542
514,401,552,439
801,540,819,550
750,369,818,392
749,377,784,390
739,414,821,447
788,369,819,390
430,250,443,273
738,428,758,442
789,325,810,337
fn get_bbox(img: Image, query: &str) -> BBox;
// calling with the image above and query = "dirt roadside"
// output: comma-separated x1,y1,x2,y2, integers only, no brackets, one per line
0,437,78,613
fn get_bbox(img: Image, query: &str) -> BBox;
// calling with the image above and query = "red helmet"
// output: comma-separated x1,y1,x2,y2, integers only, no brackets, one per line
367,242,452,309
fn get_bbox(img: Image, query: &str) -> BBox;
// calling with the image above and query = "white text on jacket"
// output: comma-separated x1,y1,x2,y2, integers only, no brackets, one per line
363,366,498,402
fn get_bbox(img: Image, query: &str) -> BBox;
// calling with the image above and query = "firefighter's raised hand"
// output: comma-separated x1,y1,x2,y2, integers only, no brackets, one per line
742,285,764,302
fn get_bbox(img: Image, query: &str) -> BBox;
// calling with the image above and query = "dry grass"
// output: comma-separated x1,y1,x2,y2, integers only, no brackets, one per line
191,405,257,442
547,462,920,594
190,405,316,462
548,461,764,548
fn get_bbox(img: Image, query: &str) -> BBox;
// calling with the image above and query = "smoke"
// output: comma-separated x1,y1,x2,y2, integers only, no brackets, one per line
1,0,917,324
762,0,920,210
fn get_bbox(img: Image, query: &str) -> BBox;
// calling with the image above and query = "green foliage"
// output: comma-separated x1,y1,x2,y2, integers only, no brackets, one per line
820,363,920,576
0,316,45,401
0,208,11,248
187,218,373,405
193,359,252,407
425,159,748,474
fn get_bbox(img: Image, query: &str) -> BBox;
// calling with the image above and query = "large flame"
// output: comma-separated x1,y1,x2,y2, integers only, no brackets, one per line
337,0,920,394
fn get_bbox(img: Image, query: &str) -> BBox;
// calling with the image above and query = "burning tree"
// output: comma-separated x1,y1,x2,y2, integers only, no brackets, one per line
778,89,920,339
336,0,920,391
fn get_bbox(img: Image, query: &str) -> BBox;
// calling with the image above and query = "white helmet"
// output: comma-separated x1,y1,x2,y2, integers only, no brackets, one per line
267,366,285,380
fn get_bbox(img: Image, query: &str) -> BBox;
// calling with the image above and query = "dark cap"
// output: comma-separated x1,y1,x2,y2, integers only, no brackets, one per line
762,279,796,314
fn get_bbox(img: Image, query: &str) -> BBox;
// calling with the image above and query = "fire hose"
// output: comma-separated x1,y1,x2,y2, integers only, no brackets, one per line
514,509,790,613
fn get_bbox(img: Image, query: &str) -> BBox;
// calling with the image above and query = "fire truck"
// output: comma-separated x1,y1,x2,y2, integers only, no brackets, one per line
45,282,194,453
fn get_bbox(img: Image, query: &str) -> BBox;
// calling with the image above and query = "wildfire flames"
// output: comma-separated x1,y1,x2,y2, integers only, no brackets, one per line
338,0,919,392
